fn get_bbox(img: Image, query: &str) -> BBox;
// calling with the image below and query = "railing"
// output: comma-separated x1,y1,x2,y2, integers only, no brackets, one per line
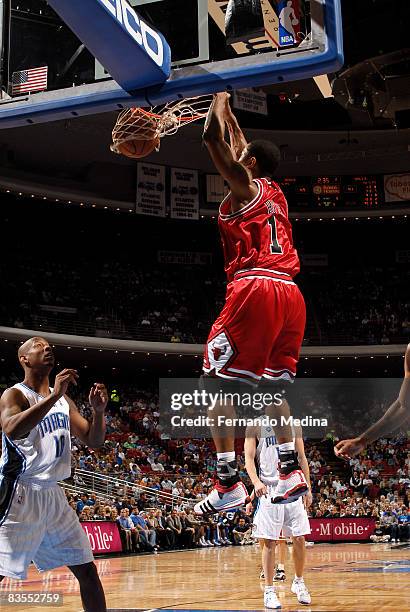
60,468,194,509
5,313,409,346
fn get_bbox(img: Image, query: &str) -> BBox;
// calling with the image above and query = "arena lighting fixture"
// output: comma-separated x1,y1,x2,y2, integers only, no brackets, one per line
147,352,150,355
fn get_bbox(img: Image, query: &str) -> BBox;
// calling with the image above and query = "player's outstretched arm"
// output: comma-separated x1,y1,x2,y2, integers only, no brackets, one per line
225,100,248,161
335,343,410,459
68,383,108,448
203,92,257,207
0,369,78,440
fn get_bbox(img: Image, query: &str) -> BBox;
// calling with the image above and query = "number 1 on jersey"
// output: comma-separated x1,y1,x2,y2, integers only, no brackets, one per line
268,216,283,254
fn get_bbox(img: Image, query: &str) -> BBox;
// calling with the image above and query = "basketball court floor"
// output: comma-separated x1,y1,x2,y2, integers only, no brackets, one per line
0,543,408,611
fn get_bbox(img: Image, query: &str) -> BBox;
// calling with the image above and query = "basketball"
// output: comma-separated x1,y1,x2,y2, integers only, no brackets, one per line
116,135,160,159
113,107,160,159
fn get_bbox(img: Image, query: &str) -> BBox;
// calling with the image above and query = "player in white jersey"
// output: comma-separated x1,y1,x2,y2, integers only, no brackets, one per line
0,337,108,612
244,420,312,608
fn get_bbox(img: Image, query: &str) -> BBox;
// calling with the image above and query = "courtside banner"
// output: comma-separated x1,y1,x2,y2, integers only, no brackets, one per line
81,521,123,554
136,162,166,217
170,168,199,220
307,518,376,542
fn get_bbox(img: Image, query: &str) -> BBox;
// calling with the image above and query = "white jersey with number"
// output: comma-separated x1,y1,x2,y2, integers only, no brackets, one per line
0,382,72,484
253,420,310,540
255,423,280,486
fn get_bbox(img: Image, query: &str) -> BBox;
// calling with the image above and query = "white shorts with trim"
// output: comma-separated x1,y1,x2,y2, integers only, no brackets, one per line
0,480,93,579
252,487,310,540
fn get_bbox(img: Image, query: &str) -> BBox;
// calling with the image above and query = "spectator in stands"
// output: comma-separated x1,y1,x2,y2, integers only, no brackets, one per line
130,507,157,551
76,493,89,515
350,471,363,493
117,508,138,552
166,509,184,547
232,518,253,545
184,509,205,546
179,511,195,548
380,509,398,541
155,509,175,549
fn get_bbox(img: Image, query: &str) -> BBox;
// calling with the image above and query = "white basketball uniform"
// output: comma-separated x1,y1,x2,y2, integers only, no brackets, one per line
0,383,93,579
252,423,310,540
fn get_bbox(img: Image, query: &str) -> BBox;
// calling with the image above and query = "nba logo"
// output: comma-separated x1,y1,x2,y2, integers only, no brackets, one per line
277,0,301,47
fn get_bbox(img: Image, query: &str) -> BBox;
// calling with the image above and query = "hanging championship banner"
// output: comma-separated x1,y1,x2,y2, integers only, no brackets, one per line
206,174,229,203
170,168,199,220
136,163,166,217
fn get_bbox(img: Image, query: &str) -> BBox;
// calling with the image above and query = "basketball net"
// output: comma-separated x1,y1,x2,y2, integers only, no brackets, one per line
111,95,213,154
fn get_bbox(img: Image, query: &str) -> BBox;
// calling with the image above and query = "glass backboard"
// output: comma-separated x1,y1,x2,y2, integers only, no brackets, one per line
0,0,343,128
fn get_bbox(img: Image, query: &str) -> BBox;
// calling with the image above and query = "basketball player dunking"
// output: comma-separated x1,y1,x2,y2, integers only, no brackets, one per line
194,93,307,514
335,342,410,459
245,423,312,608
0,337,107,612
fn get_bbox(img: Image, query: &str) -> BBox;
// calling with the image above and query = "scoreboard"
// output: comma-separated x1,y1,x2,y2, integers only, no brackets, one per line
278,175,380,209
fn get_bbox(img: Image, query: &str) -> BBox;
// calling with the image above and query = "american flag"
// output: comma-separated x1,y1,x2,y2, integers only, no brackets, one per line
11,66,48,95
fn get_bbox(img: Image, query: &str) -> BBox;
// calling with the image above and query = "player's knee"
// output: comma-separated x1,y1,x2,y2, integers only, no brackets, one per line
263,538,276,550
292,535,305,546
70,561,98,583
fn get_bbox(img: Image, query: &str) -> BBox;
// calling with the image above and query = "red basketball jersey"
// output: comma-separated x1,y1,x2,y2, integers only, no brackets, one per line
218,177,300,281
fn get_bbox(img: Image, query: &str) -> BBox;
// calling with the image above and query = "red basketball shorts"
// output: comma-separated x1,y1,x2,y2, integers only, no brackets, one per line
203,268,306,386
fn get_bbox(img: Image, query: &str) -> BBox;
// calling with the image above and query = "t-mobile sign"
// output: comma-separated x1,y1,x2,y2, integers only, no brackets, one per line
307,518,376,542
81,521,123,553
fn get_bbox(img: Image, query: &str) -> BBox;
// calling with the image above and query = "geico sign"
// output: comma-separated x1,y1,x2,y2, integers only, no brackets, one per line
99,0,165,67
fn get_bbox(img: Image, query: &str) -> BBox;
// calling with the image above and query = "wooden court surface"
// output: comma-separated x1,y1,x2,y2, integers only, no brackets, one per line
0,543,409,611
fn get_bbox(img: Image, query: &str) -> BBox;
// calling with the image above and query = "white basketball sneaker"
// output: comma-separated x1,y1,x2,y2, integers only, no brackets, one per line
271,469,308,504
291,578,312,605
194,480,248,514
264,588,282,609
